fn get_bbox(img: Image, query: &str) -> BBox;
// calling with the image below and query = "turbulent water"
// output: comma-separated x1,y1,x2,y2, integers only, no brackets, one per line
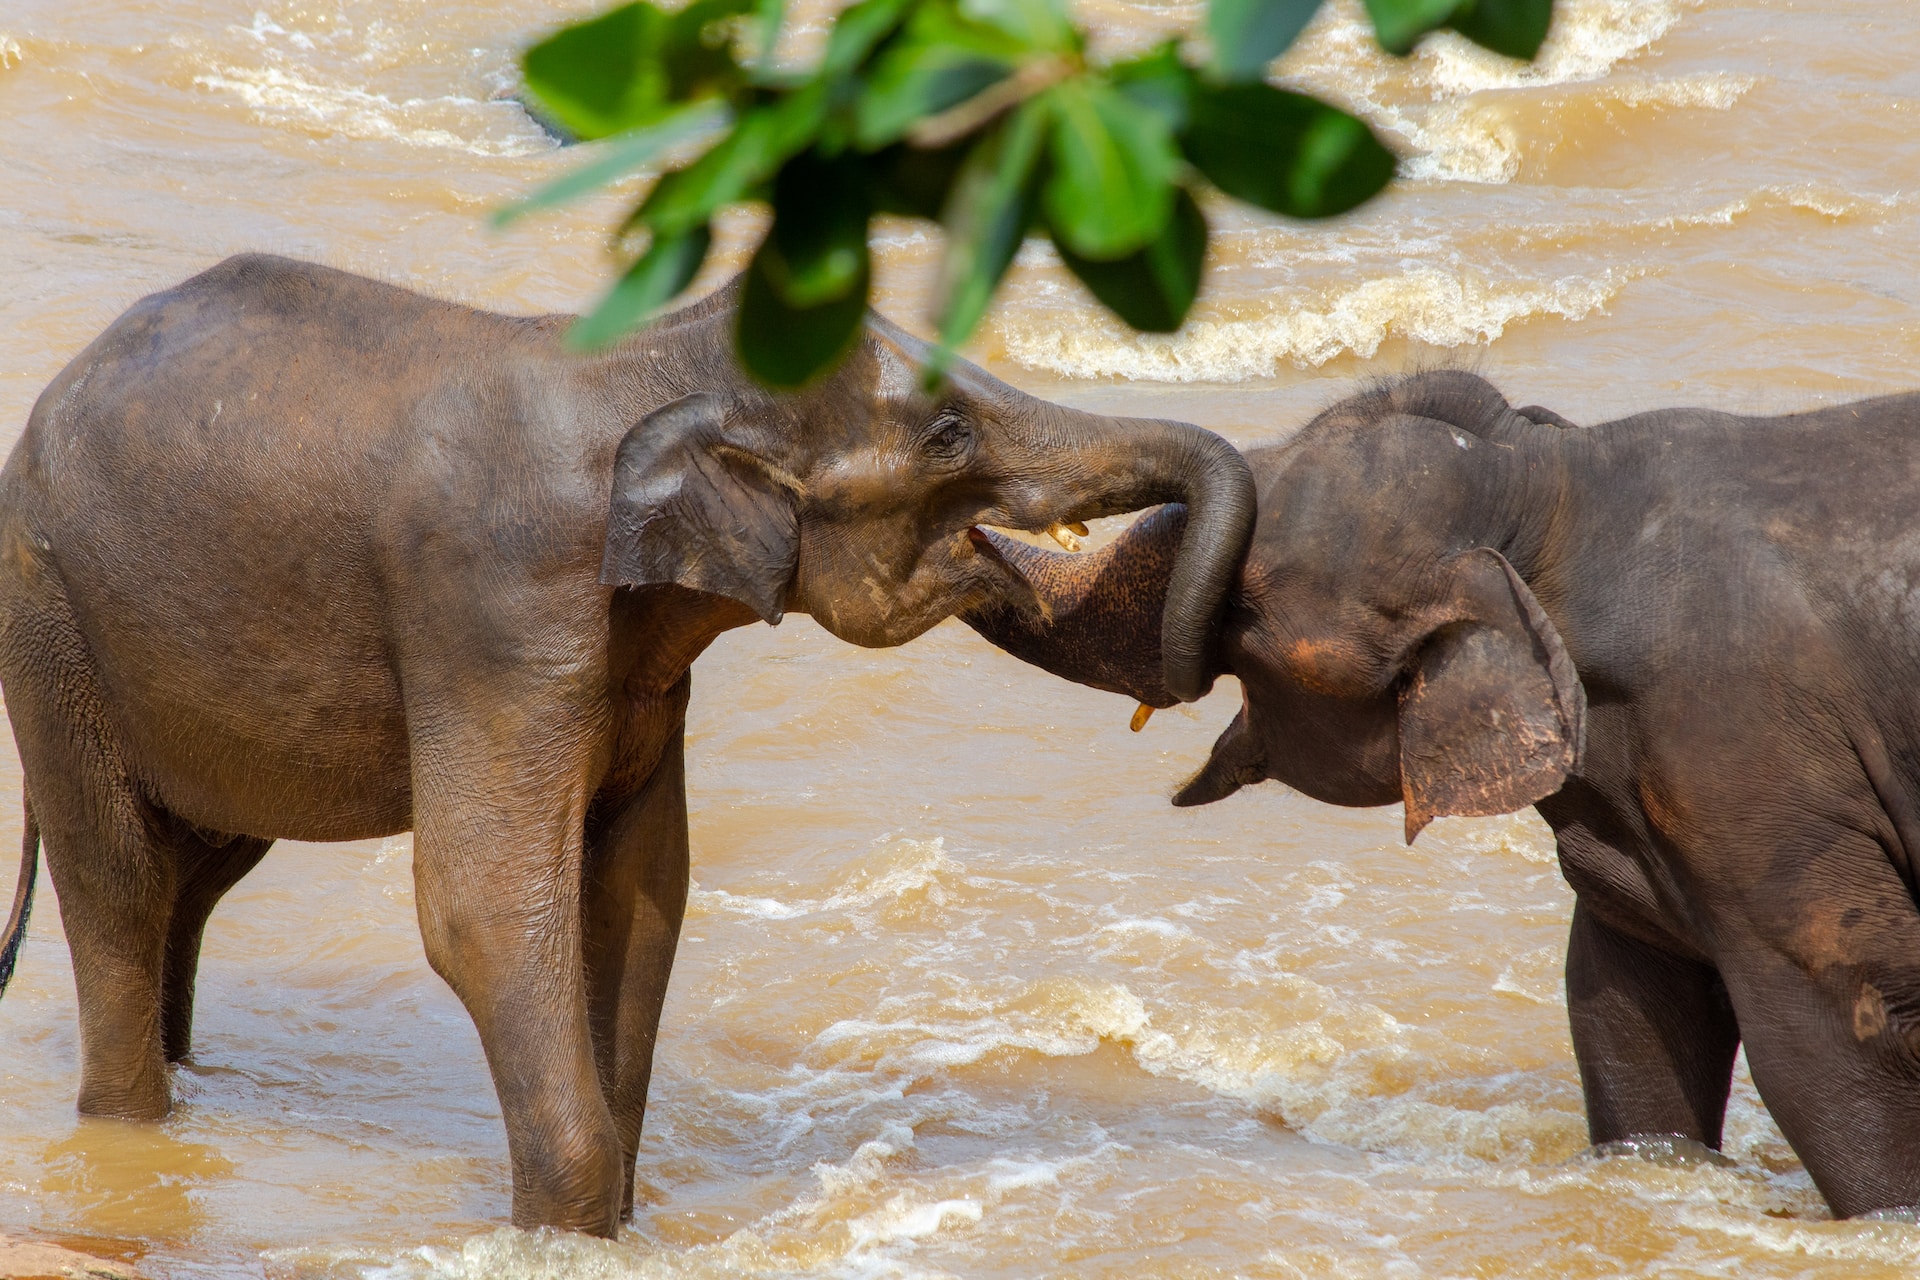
4,0,1920,1275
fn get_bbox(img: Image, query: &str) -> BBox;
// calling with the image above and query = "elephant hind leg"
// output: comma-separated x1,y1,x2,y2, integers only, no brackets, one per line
161,830,273,1063
1,595,177,1118
1720,826,1920,1217
1566,899,1740,1149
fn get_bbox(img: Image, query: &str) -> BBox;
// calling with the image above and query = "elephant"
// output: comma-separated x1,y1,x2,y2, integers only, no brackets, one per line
963,369,1920,1220
0,254,1254,1235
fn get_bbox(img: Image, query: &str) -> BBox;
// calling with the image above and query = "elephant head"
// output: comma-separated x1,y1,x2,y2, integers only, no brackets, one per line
962,371,1586,840
600,287,1256,701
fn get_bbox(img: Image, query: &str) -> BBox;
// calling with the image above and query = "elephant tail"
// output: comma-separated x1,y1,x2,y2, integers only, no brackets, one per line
0,790,37,999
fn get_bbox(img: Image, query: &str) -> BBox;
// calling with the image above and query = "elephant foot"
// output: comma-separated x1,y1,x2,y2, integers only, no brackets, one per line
1579,1133,1733,1169
76,1087,172,1123
1854,1206,1920,1224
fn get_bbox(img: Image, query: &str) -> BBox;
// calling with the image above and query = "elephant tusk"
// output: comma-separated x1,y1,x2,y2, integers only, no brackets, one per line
1047,522,1083,552
1130,703,1154,732
1066,520,1089,537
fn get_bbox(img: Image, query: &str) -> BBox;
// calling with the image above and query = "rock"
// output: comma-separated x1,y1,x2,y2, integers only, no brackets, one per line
0,1233,140,1279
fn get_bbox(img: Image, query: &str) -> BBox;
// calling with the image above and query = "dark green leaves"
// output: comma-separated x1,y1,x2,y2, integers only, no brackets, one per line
1055,186,1206,332
1185,83,1395,219
1043,79,1179,260
492,99,730,227
1365,0,1552,59
933,99,1048,357
1448,0,1553,60
1208,0,1322,81
735,151,873,385
522,0,754,139
507,0,1553,386
738,242,872,387
570,224,713,349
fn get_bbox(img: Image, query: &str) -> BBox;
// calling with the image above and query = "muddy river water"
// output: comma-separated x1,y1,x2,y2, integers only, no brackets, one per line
5,0,1920,1275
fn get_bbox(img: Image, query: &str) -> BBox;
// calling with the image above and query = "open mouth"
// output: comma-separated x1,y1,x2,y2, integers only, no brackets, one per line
968,520,1089,552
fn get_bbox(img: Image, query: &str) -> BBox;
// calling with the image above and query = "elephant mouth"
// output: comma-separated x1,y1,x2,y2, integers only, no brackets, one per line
963,525,1050,621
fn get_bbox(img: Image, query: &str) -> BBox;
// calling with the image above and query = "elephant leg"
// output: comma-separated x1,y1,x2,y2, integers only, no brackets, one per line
1565,899,1740,1148
582,730,690,1220
1717,829,1920,1217
0,584,176,1119
161,830,274,1062
408,707,623,1236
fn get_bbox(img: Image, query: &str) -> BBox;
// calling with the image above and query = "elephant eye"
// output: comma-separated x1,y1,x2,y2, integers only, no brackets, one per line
919,412,973,463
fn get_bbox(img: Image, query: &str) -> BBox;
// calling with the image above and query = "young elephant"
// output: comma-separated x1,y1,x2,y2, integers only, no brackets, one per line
0,255,1254,1235
965,370,1920,1220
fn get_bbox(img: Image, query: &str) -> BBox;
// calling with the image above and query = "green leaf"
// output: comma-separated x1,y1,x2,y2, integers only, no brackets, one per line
660,0,757,96
959,0,1079,53
1363,0,1459,55
1183,83,1394,218
1042,78,1179,260
523,3,670,141
856,38,1012,148
821,0,917,76
1109,43,1194,133
737,233,871,386
747,0,785,66
492,99,731,227
761,151,872,307
1054,185,1205,332
866,141,972,219
1208,0,1322,82
1449,0,1552,59
635,83,828,236
567,224,714,350
932,96,1049,361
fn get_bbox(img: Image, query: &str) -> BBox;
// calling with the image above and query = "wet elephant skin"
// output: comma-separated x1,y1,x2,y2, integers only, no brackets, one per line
0,254,1253,1236
965,370,1920,1220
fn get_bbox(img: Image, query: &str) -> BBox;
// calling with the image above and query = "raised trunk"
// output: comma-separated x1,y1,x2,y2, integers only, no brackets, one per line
963,504,1195,707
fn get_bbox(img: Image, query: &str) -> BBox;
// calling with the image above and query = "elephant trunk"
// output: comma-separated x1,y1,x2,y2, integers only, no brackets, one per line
1004,407,1254,703
964,504,1197,708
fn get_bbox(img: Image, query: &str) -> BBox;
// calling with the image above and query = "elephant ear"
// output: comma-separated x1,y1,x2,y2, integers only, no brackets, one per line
600,392,798,624
1397,548,1586,843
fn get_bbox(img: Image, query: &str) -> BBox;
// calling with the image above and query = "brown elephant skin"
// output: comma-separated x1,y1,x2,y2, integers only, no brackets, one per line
964,369,1920,1220
0,254,1254,1235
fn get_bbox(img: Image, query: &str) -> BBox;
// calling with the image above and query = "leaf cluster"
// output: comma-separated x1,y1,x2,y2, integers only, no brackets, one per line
503,0,1552,386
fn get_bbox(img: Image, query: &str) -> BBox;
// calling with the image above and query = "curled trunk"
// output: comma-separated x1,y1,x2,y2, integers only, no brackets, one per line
1003,409,1253,702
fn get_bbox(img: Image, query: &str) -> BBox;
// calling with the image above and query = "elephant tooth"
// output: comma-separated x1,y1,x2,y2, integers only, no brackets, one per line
1047,523,1082,552
1066,521,1089,537
1130,703,1154,732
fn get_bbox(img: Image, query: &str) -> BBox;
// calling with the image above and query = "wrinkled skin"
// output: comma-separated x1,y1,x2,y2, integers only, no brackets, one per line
965,370,1920,1220
0,255,1253,1236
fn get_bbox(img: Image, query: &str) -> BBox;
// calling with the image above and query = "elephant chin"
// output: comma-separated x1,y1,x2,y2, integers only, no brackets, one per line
1171,705,1267,807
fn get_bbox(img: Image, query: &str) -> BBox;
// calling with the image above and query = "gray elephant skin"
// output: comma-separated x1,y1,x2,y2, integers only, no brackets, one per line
0,254,1255,1235
965,369,1920,1220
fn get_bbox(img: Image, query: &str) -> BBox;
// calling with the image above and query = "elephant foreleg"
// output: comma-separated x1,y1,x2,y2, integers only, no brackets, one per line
409,697,624,1236
582,728,690,1221
1565,899,1740,1149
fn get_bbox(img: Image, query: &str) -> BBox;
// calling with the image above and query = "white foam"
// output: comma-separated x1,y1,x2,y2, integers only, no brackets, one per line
999,265,1623,382
1411,0,1694,94
690,838,957,922
1403,72,1756,184
0,33,22,71
192,65,545,156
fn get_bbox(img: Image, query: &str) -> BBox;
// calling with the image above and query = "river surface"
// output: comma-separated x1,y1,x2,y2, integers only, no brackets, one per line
3,0,1920,1276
